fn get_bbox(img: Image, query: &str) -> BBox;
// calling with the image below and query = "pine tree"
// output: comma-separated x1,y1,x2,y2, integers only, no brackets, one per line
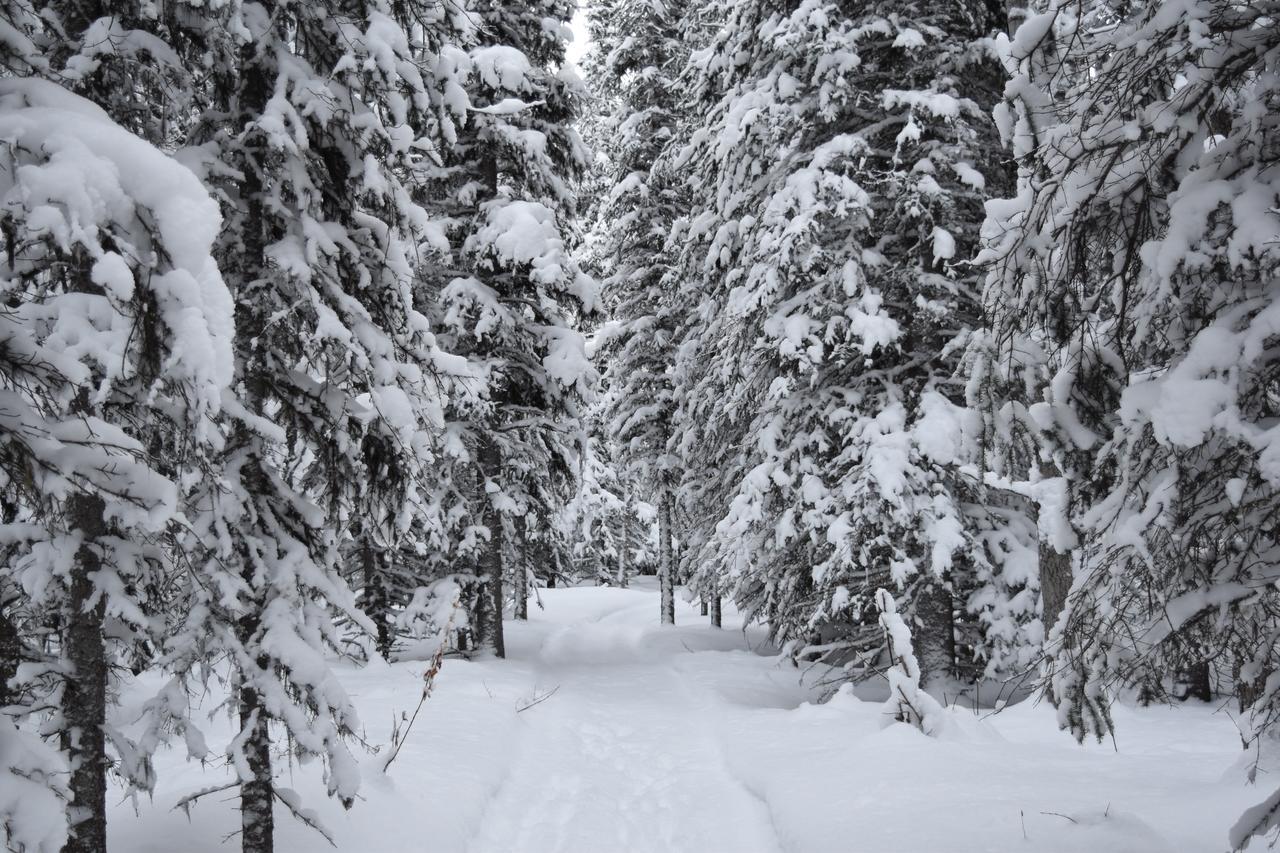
0,73,234,851
430,0,595,656
668,0,1020,686
981,1,1280,770
143,2,477,849
584,0,689,625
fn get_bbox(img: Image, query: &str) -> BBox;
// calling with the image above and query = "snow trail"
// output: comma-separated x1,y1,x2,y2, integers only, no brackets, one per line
110,580,1264,853
467,586,784,853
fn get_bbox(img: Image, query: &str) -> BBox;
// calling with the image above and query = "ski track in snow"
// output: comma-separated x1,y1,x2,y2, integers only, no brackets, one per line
467,593,783,853
110,579,1268,853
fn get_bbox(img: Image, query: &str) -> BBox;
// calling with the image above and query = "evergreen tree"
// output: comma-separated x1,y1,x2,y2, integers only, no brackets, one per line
0,73,234,851
152,2,475,848
584,0,689,625
668,0,1021,685
430,0,595,657
980,5,1280,838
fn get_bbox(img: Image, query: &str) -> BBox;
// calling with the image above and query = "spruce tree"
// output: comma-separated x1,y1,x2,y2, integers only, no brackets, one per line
430,0,595,656
980,0,1280,810
0,74,234,852
156,2,475,848
668,0,1020,685
584,0,689,625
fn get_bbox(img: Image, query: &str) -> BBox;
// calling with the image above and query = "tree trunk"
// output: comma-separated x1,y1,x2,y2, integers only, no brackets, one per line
915,574,954,692
658,488,675,625
238,686,274,853
1176,660,1212,703
232,452,276,853
475,439,505,657
710,595,722,629
1036,463,1074,641
227,9,281,847
362,534,392,659
700,600,708,617
513,515,528,621
616,510,629,588
62,485,108,853
1039,543,1072,639
0,605,18,708
0,502,23,712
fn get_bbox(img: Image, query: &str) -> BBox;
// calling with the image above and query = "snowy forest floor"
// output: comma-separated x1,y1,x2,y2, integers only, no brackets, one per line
112,579,1263,852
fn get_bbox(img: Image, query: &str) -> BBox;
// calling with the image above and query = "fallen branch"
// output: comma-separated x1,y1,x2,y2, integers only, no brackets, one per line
516,685,560,713
382,595,459,773
275,786,336,847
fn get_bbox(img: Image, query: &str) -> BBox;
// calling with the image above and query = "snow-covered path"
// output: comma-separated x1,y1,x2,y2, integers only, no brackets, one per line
112,581,1267,853
468,592,782,853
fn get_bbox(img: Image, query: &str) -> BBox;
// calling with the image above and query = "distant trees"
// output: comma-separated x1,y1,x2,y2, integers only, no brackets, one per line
582,0,689,623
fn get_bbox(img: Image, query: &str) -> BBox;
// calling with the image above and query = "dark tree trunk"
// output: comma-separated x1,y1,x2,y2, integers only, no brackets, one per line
700,600,708,617
231,16,278,847
1037,457,1074,640
0,604,19,708
238,681,274,853
916,574,955,691
658,488,675,625
1039,543,1073,639
616,511,629,588
234,455,276,853
62,248,109,853
1177,660,1212,703
362,535,392,658
710,596,722,629
513,515,528,621
475,439,505,657
62,485,108,853
0,500,23,709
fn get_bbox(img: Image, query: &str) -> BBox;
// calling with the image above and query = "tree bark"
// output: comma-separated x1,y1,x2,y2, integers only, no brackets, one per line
915,574,955,691
616,509,629,588
700,600,708,617
232,17,278,846
362,534,392,658
658,488,675,625
475,439,506,657
238,686,274,853
1037,463,1074,640
1039,543,1072,639
513,514,528,621
232,449,276,853
710,595,722,629
0,500,22,709
62,484,108,853
62,246,109,853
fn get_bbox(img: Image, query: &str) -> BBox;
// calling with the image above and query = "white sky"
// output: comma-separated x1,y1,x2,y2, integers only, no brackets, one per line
566,4,591,68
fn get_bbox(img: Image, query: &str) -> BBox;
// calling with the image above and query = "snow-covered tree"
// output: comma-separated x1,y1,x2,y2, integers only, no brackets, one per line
128,2,481,849
429,0,595,657
583,0,689,624
978,4,1280,844
983,0,1279,731
0,77,234,852
668,0,1021,685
